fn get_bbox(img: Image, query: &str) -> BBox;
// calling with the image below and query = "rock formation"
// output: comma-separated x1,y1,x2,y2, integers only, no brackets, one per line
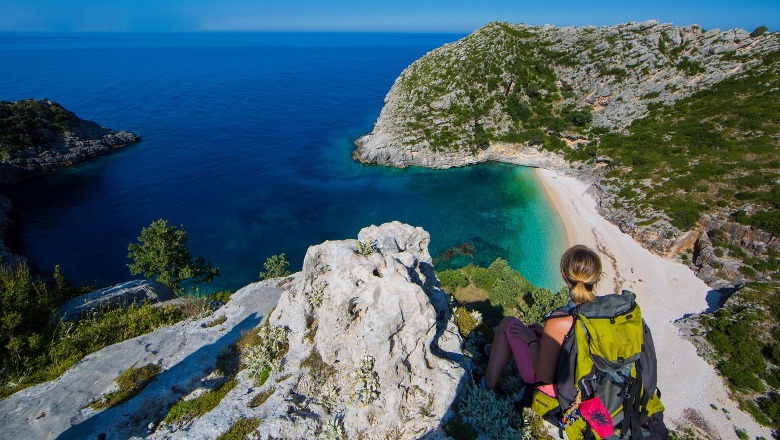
0,99,141,188
0,222,465,439
55,280,175,322
354,21,779,170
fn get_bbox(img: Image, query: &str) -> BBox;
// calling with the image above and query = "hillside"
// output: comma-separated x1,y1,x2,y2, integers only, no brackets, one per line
355,21,780,432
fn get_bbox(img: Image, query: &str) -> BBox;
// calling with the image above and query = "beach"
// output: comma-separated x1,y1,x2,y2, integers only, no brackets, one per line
535,168,772,439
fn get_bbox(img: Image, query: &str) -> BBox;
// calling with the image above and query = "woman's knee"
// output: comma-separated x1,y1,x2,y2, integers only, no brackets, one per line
498,316,523,332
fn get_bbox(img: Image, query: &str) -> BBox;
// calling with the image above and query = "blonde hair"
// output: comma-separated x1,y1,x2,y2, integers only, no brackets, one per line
560,245,602,304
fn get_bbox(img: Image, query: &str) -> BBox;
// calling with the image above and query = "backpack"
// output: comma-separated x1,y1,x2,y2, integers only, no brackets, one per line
531,290,668,440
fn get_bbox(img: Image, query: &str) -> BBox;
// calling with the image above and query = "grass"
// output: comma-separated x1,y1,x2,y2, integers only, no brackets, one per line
248,387,275,408
206,315,228,328
90,363,161,409
216,417,262,440
1,300,185,399
163,379,237,425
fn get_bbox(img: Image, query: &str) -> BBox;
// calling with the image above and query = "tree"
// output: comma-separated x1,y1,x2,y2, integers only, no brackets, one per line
127,219,219,295
259,254,290,280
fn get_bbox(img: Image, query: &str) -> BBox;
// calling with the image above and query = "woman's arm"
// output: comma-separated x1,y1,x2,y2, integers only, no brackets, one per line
533,316,573,383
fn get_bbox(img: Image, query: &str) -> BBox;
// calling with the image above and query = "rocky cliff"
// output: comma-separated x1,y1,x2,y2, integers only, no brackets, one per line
354,21,779,169
0,222,465,439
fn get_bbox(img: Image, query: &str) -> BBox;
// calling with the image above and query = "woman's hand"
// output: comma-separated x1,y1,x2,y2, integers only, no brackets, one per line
507,321,538,343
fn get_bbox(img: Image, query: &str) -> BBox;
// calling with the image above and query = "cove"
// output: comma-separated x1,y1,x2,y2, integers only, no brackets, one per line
0,32,565,292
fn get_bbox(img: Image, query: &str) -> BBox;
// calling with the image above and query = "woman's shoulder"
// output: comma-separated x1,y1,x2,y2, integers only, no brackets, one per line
544,314,574,335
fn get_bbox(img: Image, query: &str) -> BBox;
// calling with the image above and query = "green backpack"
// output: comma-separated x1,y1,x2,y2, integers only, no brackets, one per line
531,291,668,440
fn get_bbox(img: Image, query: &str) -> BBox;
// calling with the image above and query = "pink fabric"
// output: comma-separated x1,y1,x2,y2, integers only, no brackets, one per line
503,317,557,397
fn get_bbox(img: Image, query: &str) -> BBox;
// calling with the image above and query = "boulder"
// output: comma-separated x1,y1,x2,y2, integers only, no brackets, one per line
55,279,175,322
253,221,465,439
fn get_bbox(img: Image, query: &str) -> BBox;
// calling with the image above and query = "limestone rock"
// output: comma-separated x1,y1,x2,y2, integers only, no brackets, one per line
256,221,465,439
55,279,175,322
0,223,464,439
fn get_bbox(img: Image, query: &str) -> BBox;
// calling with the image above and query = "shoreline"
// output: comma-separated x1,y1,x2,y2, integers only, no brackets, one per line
535,168,771,439
534,168,574,249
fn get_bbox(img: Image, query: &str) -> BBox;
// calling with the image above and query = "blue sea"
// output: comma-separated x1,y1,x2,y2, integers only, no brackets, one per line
0,32,565,293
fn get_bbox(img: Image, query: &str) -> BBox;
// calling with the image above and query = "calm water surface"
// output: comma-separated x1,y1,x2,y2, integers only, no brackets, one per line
0,32,565,292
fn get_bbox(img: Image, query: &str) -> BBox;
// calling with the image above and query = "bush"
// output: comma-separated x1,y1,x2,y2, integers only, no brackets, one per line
436,269,469,290
750,26,768,38
127,219,219,295
259,253,291,280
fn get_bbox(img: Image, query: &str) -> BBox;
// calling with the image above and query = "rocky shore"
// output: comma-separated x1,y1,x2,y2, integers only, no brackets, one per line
0,99,141,267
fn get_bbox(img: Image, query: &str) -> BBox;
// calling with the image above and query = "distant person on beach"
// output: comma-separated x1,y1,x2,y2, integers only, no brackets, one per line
483,244,601,392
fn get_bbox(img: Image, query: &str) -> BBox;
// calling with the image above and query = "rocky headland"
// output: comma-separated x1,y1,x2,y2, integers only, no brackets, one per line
0,99,141,266
354,20,780,304
354,20,780,434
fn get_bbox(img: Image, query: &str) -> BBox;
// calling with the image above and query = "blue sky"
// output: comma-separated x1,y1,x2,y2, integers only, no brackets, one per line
1,0,778,33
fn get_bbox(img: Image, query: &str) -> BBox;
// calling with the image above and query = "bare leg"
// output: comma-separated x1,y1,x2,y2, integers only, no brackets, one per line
484,317,519,390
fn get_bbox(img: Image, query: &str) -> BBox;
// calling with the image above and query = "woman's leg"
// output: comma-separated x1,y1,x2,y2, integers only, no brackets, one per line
484,316,518,390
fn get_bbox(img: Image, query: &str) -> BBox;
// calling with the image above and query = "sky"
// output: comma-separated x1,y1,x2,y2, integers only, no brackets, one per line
0,0,778,33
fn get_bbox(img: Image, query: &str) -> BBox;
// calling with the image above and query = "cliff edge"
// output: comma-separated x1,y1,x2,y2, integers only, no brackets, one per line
0,222,465,439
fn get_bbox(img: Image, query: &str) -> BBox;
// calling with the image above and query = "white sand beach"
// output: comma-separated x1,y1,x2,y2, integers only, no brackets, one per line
536,168,772,439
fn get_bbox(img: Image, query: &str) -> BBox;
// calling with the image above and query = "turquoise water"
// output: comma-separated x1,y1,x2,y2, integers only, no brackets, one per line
0,33,565,292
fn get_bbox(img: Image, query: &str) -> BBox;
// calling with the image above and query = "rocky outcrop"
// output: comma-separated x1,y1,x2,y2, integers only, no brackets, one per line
354,21,779,169
0,99,141,188
0,222,465,439
55,280,176,322
229,221,464,439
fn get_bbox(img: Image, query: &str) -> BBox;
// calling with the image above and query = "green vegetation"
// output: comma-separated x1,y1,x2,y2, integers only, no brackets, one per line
128,219,220,295
701,282,780,427
585,66,780,232
241,322,289,386
90,363,161,409
437,258,567,331
0,263,187,398
258,253,291,280
216,417,262,440
395,22,592,154
248,386,275,408
0,99,79,158
751,26,769,38
163,379,237,425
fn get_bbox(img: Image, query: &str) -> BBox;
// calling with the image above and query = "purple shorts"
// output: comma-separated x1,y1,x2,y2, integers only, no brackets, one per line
503,316,557,397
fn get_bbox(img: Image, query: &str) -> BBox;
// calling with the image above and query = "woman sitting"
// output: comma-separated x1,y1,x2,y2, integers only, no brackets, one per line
484,244,602,393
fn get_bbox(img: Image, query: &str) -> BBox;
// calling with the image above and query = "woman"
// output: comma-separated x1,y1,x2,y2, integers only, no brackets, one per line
484,244,602,392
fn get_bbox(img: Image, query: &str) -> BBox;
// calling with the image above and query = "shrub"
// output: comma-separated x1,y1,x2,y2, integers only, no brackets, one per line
127,219,219,295
243,324,289,385
750,26,768,38
259,253,291,280
436,269,469,291
458,380,521,439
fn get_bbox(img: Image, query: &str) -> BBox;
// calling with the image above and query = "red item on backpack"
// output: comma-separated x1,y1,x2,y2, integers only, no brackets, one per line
579,396,614,438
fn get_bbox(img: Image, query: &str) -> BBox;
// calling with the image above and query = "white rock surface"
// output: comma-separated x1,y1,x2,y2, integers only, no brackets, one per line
0,222,465,439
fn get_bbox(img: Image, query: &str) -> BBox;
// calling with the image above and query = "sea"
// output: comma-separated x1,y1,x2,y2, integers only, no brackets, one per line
0,32,566,293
